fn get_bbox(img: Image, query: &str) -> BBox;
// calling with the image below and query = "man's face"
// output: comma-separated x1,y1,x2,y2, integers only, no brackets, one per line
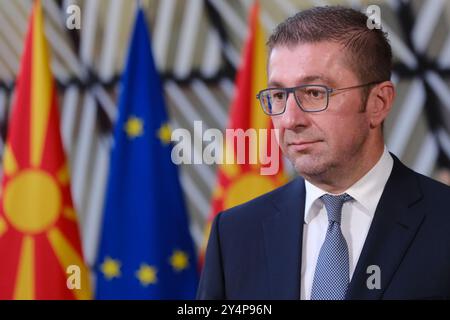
269,42,373,181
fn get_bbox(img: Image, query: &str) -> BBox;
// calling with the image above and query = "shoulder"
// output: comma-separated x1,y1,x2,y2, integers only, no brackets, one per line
416,171,450,195
412,168,450,209
214,176,304,230
391,154,450,212
395,156,450,197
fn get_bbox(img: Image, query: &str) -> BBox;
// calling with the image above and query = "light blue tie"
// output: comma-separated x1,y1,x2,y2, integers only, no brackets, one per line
310,193,352,300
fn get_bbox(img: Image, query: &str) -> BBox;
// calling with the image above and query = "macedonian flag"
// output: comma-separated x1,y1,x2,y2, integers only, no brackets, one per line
200,2,289,264
0,0,91,299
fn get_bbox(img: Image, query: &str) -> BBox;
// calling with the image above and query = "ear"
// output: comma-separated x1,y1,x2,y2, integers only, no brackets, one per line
366,81,395,129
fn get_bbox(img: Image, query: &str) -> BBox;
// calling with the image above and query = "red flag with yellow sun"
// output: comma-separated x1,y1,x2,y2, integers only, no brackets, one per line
200,2,289,264
0,0,91,299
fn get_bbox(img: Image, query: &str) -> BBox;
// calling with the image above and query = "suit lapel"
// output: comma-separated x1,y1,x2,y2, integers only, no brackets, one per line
346,155,425,299
262,177,305,299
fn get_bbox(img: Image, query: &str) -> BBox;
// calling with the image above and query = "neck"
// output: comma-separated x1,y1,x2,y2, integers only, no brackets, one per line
306,139,385,194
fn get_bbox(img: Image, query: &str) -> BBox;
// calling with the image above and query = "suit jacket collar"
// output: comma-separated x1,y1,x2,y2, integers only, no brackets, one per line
346,154,425,299
262,177,305,299
261,155,425,300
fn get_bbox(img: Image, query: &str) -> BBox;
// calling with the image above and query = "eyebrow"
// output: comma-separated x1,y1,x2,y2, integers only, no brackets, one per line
268,75,335,88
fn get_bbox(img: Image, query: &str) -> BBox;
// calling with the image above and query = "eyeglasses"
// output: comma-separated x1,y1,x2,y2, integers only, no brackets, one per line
256,81,381,115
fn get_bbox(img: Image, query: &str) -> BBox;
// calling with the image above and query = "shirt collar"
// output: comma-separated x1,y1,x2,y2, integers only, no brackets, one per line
304,146,393,224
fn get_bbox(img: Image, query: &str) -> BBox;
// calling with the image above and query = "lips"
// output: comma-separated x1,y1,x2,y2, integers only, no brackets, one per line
287,140,321,152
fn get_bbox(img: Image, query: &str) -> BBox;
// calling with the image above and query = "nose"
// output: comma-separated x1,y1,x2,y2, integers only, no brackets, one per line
278,93,310,129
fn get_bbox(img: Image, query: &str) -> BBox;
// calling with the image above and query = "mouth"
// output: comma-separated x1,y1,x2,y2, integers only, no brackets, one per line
287,140,321,152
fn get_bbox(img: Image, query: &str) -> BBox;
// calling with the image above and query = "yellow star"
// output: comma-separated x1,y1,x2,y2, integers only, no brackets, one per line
169,250,189,272
136,264,157,286
124,116,144,138
157,123,172,145
100,257,121,280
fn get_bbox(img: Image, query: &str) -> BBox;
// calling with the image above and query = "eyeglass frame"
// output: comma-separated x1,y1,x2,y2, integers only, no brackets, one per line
256,81,383,115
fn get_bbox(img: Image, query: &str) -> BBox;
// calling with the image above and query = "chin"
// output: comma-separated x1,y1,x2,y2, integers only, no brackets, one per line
292,156,329,178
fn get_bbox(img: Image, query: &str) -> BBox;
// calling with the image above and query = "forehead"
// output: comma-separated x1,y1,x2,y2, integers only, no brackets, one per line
267,42,356,86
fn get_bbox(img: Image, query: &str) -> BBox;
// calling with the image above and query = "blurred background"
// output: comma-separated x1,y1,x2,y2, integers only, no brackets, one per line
0,0,450,290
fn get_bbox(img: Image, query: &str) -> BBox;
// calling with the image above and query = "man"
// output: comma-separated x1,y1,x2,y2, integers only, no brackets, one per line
197,6,450,300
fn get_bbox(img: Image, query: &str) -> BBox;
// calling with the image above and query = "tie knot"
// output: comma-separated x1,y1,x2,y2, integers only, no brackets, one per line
320,193,352,223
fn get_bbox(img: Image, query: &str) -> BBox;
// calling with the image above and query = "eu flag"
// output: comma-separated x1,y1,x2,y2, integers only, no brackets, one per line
95,9,198,299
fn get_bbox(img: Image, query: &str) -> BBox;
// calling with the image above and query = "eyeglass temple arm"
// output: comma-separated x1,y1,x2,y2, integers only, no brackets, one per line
332,81,383,93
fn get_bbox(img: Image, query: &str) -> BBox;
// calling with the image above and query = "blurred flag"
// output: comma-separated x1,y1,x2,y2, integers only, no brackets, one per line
95,9,198,299
200,2,289,265
0,0,91,299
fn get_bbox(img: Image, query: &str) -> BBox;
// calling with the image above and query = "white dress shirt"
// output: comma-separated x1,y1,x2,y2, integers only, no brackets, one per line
300,146,394,300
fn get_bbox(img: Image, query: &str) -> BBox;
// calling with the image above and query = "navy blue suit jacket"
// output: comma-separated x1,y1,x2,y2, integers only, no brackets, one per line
197,156,450,299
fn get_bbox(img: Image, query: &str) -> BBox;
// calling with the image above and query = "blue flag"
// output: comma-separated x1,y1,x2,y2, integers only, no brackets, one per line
95,9,198,299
